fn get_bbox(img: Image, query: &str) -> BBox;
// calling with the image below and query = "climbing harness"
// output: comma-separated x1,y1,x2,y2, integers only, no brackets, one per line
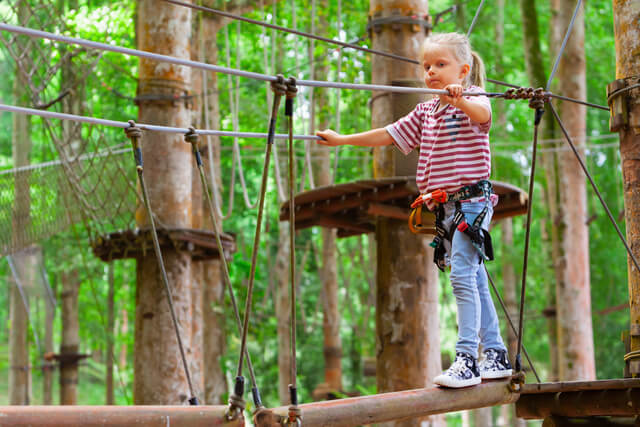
409,180,495,272
124,122,198,406
184,128,263,414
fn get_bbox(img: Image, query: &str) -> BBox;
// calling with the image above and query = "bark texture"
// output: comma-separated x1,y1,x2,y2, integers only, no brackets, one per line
134,1,194,404
554,0,595,381
612,0,640,369
370,0,442,425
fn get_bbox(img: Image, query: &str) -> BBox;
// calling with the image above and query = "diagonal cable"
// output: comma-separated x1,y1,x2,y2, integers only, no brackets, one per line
466,0,486,37
545,0,582,91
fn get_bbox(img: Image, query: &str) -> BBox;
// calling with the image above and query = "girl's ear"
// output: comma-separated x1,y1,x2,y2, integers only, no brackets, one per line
459,63,471,79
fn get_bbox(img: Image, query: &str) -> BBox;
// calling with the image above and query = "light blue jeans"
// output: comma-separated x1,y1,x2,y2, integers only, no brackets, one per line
441,200,506,359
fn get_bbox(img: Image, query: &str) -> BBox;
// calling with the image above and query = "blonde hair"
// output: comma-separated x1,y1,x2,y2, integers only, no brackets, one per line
422,33,486,88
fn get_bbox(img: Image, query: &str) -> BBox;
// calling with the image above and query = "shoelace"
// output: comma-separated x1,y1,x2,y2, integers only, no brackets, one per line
448,357,471,377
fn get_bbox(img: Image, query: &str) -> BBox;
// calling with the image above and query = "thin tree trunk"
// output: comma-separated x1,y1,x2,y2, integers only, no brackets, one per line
275,226,292,404
312,0,342,395
106,262,115,405
134,1,194,404
9,0,32,406
119,306,128,370
473,407,492,427
554,0,595,381
60,270,80,405
200,16,227,405
43,284,54,405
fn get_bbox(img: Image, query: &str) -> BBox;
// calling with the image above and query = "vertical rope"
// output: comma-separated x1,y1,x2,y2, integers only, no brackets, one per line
332,0,342,183
515,106,544,373
7,255,42,355
236,79,286,381
124,123,198,405
546,0,582,91
184,129,262,410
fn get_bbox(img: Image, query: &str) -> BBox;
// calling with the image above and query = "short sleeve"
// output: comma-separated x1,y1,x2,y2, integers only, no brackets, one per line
385,104,426,155
465,86,492,134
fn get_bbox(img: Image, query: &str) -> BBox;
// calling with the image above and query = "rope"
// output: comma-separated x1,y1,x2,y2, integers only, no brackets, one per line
548,101,640,275
484,266,541,382
162,0,417,64
285,79,301,424
466,0,485,37
515,102,545,373
184,128,262,411
236,77,286,382
0,103,321,139
124,122,198,406
332,0,342,184
546,0,583,91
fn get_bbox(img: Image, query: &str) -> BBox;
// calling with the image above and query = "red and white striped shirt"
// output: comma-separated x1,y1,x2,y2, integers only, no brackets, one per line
385,86,492,195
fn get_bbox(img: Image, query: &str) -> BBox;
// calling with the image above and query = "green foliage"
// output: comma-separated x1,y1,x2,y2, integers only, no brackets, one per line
0,0,629,411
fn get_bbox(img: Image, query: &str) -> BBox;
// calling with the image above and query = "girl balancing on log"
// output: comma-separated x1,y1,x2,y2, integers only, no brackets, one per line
316,32,511,388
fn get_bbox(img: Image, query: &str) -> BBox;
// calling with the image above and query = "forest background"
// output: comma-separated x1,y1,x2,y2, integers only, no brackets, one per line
0,0,627,423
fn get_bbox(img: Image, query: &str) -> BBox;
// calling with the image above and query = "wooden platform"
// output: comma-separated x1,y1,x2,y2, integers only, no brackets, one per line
92,227,236,262
517,378,640,419
279,177,528,237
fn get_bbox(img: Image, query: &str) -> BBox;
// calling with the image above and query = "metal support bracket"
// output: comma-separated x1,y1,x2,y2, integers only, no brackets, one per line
607,76,640,132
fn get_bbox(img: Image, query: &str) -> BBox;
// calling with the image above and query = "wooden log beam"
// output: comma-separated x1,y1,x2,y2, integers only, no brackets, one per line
517,388,640,419
0,406,243,426
258,380,518,427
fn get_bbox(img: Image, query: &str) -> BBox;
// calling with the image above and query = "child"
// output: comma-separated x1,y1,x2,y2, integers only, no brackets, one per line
316,33,511,388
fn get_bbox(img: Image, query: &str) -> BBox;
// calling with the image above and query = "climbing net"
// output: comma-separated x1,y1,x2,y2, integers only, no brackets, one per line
0,0,636,419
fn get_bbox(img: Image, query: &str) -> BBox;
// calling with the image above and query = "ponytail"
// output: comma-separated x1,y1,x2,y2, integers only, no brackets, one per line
469,51,486,89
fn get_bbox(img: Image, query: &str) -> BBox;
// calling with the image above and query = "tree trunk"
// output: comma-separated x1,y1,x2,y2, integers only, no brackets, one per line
312,0,342,394
370,1,442,426
134,1,194,404
200,16,227,405
611,0,640,377
473,407,492,427
60,270,80,405
9,0,32,406
275,226,292,404
554,0,595,381
519,0,560,381
106,262,115,405
43,284,54,405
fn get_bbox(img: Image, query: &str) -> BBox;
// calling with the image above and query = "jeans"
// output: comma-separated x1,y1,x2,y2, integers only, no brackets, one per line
441,201,506,359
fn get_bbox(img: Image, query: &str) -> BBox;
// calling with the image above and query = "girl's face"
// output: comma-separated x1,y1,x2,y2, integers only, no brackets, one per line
422,44,470,89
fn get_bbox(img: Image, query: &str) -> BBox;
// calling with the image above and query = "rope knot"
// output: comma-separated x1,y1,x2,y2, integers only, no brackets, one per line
271,74,287,97
285,77,298,99
124,120,142,140
184,126,199,145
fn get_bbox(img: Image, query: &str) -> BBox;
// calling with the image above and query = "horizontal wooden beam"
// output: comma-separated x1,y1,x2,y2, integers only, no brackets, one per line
517,388,640,419
257,380,518,427
0,406,243,427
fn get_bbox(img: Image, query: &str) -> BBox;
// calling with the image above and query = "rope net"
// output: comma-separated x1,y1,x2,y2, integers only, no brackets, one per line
0,0,142,256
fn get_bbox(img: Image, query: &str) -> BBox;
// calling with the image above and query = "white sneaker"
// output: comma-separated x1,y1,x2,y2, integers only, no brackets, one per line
478,348,513,379
434,352,481,388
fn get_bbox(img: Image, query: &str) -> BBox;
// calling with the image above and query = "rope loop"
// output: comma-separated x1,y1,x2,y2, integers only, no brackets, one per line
502,87,550,104
124,120,142,140
285,77,298,99
184,126,199,146
286,404,302,427
271,74,287,97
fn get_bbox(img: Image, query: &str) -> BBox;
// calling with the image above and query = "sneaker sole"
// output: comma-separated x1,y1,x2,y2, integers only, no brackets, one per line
434,374,481,388
481,369,512,379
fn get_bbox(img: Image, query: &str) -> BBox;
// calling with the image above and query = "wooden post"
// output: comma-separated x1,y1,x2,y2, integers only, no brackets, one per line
369,2,442,426
134,1,194,404
611,0,640,377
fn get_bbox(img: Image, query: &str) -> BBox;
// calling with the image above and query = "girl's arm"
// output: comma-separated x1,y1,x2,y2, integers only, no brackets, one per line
443,84,491,124
316,128,394,147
